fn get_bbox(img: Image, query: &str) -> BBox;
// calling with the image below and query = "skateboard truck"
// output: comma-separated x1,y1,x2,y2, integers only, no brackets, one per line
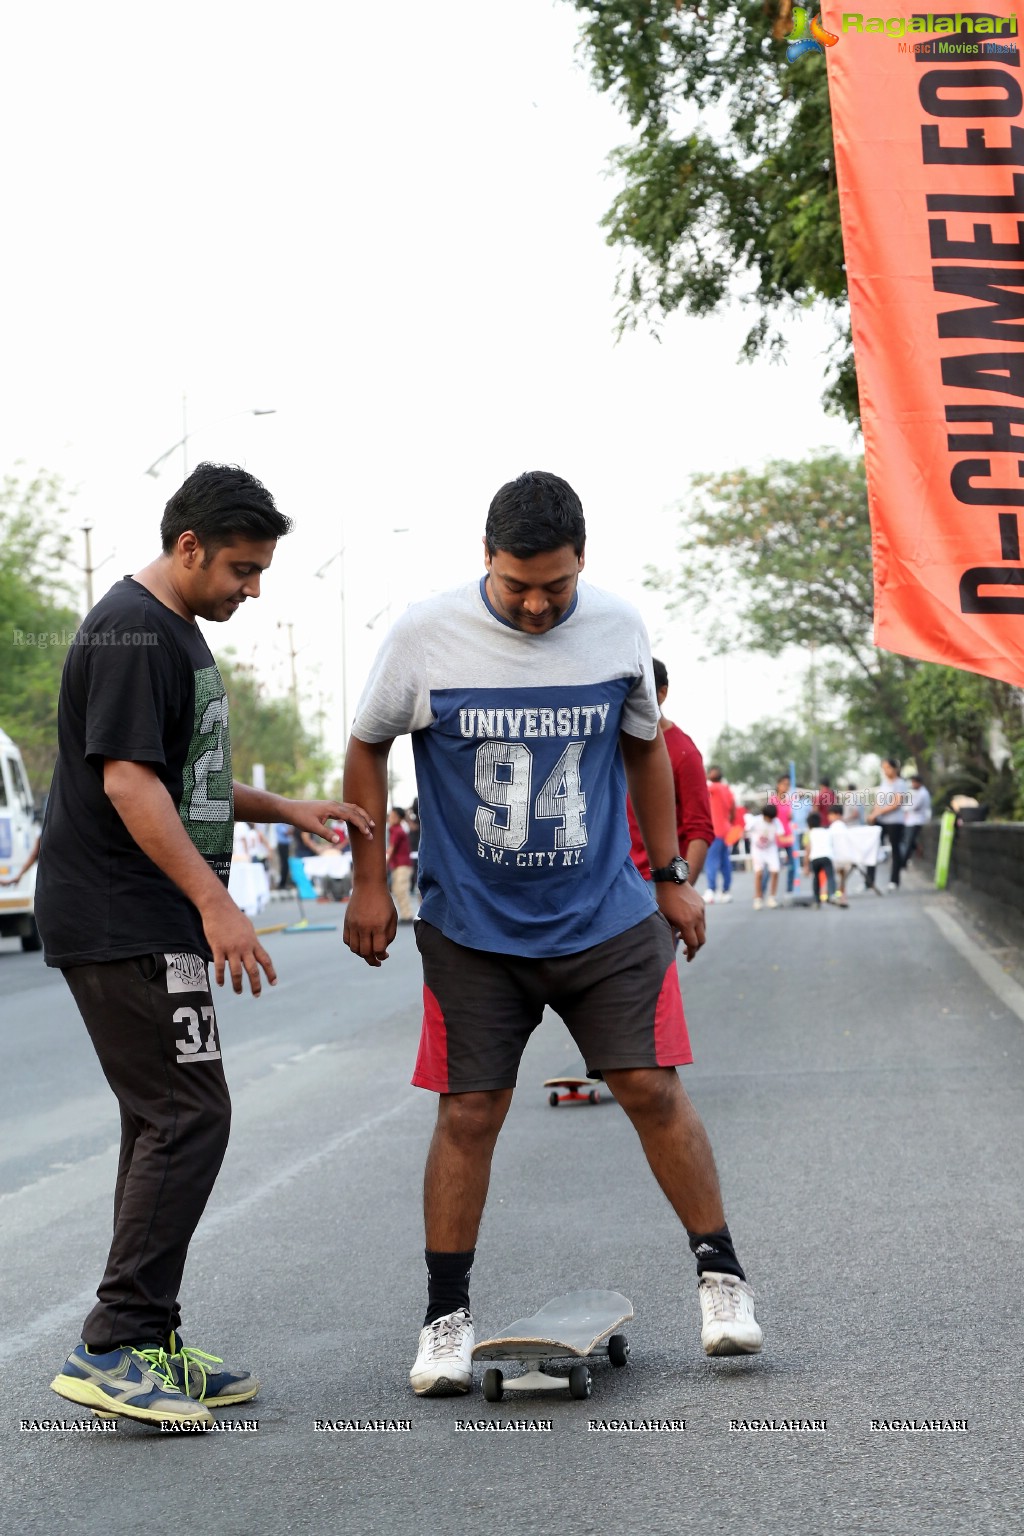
543,1076,602,1107
473,1289,632,1402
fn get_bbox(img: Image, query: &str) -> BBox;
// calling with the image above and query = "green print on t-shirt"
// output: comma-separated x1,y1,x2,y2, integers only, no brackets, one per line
179,663,234,863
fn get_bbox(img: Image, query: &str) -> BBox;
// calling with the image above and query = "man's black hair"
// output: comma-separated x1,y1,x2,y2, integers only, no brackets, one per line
161,462,292,558
762,803,778,820
484,471,585,559
807,811,821,828
819,776,831,788
652,656,668,693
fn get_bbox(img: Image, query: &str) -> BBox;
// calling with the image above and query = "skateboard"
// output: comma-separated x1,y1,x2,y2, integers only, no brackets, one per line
544,1075,602,1107
473,1289,632,1401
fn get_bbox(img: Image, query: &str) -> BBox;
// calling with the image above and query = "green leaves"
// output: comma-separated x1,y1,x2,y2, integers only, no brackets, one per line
0,471,81,791
214,653,329,800
648,450,1024,812
569,0,854,417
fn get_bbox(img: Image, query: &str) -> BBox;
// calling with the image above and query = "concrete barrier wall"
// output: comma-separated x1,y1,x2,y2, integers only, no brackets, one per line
919,820,1024,945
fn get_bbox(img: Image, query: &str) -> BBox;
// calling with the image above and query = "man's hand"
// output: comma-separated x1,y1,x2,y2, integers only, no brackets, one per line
655,881,707,962
201,893,278,995
344,883,398,967
288,799,375,843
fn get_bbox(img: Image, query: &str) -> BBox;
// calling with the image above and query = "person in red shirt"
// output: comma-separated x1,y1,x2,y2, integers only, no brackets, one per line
627,658,712,889
704,766,737,904
813,777,838,826
387,807,415,923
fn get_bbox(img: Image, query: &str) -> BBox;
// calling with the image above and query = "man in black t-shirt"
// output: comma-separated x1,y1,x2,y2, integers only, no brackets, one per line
38,462,374,1428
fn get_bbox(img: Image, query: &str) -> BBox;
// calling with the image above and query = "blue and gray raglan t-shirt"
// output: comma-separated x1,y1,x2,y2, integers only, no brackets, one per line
350,576,661,957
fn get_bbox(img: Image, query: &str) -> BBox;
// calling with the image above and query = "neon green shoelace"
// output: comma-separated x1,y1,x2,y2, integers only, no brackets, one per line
136,1346,181,1393
169,1345,224,1401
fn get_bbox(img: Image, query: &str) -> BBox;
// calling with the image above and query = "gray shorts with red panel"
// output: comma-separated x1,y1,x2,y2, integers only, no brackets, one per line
412,912,692,1094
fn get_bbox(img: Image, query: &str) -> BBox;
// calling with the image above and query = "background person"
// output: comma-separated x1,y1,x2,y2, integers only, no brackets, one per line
866,757,909,892
904,774,932,864
804,811,836,906
702,764,736,904
768,774,797,895
388,806,416,923
750,803,782,910
627,656,712,895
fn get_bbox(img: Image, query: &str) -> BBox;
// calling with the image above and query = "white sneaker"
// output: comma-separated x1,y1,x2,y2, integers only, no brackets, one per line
888,882,898,891
753,897,763,911
409,1308,474,1396
766,897,778,909
698,1273,763,1356
718,892,732,904
704,890,716,904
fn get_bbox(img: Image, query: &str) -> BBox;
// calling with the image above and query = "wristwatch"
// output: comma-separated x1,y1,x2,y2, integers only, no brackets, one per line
650,856,690,885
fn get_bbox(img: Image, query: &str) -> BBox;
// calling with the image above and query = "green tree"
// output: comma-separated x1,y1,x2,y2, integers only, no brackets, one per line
216,653,331,800
710,717,854,796
0,470,81,790
651,450,1024,809
568,0,857,418
651,450,923,755
904,664,1023,818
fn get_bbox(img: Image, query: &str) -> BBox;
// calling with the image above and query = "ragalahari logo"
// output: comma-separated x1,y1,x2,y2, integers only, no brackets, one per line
787,5,840,58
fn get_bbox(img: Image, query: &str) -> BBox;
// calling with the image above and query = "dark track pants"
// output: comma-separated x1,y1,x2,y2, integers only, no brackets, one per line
61,952,230,1349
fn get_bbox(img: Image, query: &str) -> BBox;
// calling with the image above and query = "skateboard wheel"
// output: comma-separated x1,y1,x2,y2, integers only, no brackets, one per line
568,1364,592,1400
482,1368,504,1403
548,1091,559,1107
588,1089,599,1104
608,1333,629,1368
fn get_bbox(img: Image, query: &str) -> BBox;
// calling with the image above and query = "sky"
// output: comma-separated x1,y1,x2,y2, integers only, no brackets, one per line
0,0,857,801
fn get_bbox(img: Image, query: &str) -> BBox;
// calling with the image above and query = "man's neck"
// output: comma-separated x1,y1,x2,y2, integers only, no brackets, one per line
131,557,195,622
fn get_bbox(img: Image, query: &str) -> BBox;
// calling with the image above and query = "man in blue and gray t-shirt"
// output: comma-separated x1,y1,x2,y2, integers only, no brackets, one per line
344,470,762,1395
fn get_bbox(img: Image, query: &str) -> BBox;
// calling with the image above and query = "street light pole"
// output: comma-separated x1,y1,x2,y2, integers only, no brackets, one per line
143,404,276,479
81,525,114,612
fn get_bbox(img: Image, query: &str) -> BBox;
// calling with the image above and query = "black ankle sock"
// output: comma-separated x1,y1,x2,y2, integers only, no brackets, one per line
424,1249,475,1326
688,1225,746,1282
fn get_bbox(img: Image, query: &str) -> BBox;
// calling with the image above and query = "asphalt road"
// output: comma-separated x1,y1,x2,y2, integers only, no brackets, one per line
2,870,1022,1535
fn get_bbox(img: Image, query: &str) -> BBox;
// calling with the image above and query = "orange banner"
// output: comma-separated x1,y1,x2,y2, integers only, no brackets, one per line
823,3,1024,685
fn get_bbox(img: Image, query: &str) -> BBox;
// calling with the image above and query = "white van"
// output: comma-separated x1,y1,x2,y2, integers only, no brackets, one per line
0,727,42,951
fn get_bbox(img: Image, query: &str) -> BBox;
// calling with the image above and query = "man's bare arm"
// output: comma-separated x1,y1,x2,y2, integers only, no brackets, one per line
342,735,397,967
103,759,275,995
233,782,374,841
620,731,706,961
683,838,709,883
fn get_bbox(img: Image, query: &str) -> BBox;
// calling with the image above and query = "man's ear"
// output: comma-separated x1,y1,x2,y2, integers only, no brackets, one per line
482,535,491,571
177,531,201,569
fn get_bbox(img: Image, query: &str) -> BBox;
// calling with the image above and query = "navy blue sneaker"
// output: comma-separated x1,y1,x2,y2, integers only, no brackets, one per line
164,1332,260,1407
51,1343,213,1425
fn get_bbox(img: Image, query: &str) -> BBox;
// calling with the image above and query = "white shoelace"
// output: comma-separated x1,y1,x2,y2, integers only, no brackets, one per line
702,1279,747,1322
425,1310,471,1359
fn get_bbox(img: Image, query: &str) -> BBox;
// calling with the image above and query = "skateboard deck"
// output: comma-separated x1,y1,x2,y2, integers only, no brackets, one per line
473,1289,633,1400
544,1076,602,1105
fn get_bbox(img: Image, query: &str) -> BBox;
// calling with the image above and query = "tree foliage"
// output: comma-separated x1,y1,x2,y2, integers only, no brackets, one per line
216,653,329,801
0,470,81,790
569,0,857,418
651,451,1024,813
709,716,855,797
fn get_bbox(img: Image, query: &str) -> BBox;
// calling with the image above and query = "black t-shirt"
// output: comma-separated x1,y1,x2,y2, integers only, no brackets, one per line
35,577,234,966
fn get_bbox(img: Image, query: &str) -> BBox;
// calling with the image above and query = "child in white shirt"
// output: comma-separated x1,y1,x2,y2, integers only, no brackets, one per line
804,811,836,905
749,804,781,910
